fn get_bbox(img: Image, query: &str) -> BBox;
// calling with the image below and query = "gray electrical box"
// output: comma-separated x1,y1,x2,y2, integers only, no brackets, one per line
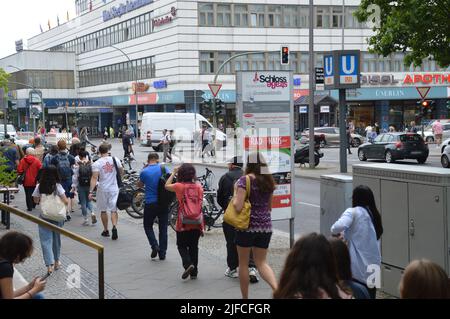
320,174,353,238
353,163,450,297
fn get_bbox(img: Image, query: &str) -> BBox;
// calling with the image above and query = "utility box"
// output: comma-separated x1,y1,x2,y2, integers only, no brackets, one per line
320,174,353,238
353,163,450,298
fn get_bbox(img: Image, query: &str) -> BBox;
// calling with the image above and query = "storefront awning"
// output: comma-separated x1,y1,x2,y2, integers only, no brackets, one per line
295,95,338,106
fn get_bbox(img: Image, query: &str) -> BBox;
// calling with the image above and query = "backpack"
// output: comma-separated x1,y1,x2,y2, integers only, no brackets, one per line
158,165,175,207
55,153,73,181
179,184,203,225
78,162,92,187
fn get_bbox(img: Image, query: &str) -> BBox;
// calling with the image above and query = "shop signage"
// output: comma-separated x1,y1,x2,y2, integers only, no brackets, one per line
240,72,290,102
299,106,308,114
152,7,177,28
403,73,450,85
315,68,324,84
103,0,153,22
293,78,301,86
132,82,150,93
153,80,168,89
361,74,399,86
320,106,330,113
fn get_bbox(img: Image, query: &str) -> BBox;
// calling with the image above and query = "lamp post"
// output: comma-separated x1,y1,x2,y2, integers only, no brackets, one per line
308,0,316,168
7,65,44,133
110,45,139,141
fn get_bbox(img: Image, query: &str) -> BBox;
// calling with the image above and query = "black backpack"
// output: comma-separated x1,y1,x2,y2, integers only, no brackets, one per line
78,162,92,187
158,165,175,207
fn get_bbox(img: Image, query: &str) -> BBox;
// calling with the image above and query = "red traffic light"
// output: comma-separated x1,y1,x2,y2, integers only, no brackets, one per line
281,46,289,65
421,101,429,108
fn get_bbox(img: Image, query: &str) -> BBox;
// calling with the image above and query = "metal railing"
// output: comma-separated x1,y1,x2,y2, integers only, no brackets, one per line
0,203,105,299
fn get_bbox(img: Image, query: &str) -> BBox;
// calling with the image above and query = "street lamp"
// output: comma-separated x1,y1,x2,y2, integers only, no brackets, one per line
7,64,44,133
110,45,139,141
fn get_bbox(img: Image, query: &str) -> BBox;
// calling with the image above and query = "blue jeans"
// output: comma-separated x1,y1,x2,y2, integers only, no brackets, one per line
78,186,93,218
38,218,64,267
144,203,169,257
33,293,45,299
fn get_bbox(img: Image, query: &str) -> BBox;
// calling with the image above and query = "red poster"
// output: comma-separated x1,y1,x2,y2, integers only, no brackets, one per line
244,136,291,150
272,195,292,209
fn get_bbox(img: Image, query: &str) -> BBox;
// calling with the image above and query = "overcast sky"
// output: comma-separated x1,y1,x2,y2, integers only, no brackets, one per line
0,0,75,59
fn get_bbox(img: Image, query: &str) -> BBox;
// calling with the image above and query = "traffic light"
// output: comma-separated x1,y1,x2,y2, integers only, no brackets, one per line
214,98,225,116
281,46,290,65
446,99,450,111
420,100,436,116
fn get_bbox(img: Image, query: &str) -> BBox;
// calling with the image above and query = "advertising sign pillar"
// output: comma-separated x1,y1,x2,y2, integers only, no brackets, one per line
237,71,295,247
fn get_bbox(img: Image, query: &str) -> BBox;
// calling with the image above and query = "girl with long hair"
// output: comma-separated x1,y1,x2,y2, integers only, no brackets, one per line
274,233,352,299
32,166,69,274
331,185,383,299
233,152,278,299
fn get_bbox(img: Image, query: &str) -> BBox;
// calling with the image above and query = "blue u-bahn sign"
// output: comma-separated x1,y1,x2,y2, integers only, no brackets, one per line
324,50,361,90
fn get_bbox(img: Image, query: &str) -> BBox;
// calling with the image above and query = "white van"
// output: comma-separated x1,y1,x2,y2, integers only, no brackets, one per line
0,125,17,139
140,113,227,151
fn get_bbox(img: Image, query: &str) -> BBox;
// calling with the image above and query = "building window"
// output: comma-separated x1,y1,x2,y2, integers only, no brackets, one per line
316,7,331,28
200,52,215,74
249,5,265,27
199,3,214,26
267,5,282,27
234,54,249,71
345,7,363,28
218,52,232,74
217,4,231,27
332,7,343,28
234,4,248,27
251,53,265,70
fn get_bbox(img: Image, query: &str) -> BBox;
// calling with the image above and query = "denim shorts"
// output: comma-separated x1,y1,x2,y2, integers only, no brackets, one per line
235,231,272,249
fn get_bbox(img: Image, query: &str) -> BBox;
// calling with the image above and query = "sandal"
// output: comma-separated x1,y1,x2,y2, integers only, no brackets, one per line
54,261,61,270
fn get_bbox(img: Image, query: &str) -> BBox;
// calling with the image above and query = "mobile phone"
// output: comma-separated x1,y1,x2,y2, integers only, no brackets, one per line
41,272,51,280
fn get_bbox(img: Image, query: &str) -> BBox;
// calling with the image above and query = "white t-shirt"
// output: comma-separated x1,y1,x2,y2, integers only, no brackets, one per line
92,156,122,193
32,184,66,198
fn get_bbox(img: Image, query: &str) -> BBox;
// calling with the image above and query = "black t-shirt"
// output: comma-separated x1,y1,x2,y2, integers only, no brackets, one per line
0,259,14,299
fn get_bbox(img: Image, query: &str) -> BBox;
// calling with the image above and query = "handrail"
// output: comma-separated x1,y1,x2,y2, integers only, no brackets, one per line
0,202,105,299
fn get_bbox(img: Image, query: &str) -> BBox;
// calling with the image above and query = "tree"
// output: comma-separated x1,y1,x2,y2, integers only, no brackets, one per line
0,68,10,94
0,156,17,187
355,0,450,68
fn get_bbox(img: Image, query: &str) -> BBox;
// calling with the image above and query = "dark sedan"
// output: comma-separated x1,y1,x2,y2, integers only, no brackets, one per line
358,133,429,164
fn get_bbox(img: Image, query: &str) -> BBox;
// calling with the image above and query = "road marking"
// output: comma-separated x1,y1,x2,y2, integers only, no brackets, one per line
297,202,320,208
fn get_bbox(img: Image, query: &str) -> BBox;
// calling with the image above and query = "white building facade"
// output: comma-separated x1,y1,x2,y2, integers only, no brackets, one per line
6,0,450,133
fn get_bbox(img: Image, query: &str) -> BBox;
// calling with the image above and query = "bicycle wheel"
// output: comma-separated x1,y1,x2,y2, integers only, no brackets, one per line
131,189,145,216
169,201,179,232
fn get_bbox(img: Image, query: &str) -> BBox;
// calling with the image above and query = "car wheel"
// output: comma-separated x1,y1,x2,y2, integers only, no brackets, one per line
385,151,395,163
358,149,367,161
441,155,450,168
426,136,434,143
352,138,361,147
417,157,427,164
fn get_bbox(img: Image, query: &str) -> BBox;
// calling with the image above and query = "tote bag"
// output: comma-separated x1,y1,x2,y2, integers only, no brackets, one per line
40,193,67,222
223,176,251,231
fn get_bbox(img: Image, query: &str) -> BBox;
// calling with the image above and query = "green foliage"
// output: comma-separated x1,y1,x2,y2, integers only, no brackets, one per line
0,155,17,187
0,68,10,94
355,0,450,68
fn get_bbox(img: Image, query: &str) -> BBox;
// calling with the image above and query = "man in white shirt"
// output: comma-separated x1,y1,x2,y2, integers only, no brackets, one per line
160,129,172,163
89,144,123,240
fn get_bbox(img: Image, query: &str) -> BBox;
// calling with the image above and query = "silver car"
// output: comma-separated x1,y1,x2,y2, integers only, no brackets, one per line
303,127,365,147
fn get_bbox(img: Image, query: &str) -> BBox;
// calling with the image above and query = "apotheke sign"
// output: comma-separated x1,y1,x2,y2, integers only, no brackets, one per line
361,73,450,87
103,0,153,22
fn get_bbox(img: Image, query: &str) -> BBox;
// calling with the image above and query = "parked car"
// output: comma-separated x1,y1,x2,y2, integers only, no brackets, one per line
302,127,365,147
440,137,450,168
358,133,429,164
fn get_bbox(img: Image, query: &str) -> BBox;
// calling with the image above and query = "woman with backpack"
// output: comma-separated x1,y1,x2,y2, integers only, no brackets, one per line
32,166,69,274
17,148,42,212
232,152,278,299
71,151,97,226
331,185,383,299
165,164,204,280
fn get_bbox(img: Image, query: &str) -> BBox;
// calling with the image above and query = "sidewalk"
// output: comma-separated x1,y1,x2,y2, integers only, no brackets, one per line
1,189,291,299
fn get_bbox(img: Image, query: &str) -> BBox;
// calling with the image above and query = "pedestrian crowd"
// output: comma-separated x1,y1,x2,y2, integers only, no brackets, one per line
1,134,449,300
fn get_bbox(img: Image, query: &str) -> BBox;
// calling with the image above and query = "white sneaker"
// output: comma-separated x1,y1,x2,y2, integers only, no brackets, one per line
249,267,259,284
82,219,90,226
224,268,238,278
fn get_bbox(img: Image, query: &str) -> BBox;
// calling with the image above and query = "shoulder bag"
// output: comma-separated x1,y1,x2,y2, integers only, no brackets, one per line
112,157,132,210
223,175,251,231
40,192,67,222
